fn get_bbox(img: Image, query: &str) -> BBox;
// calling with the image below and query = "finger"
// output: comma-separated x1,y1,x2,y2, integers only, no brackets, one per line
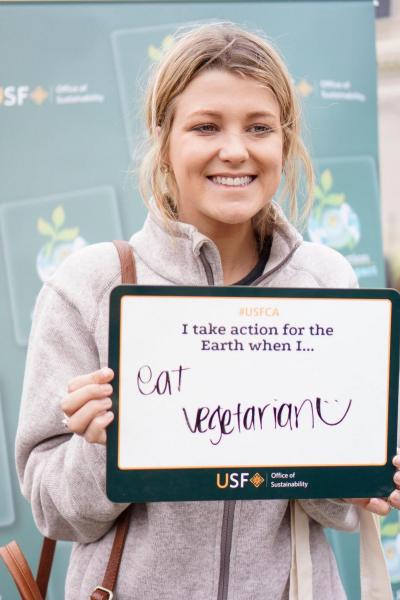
67,367,114,393
61,383,113,416
363,498,391,516
389,490,400,510
394,471,400,488
344,497,391,516
393,454,400,468
84,411,114,445
67,398,112,434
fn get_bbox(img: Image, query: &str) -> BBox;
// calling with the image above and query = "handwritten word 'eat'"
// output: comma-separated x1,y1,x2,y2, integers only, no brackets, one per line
137,365,190,396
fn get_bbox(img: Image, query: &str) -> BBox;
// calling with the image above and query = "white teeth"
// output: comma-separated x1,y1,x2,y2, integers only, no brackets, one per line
211,176,254,187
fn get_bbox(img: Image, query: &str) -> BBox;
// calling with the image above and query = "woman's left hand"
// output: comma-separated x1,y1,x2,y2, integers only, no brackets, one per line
343,451,400,516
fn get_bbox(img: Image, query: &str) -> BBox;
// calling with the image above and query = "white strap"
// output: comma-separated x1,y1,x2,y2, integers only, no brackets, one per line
359,510,392,600
289,501,392,600
289,500,313,600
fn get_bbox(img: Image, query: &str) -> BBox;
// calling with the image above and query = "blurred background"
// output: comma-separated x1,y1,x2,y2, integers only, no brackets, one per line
376,0,400,292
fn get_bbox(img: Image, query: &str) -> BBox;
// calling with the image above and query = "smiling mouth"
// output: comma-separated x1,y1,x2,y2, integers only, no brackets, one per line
207,175,256,188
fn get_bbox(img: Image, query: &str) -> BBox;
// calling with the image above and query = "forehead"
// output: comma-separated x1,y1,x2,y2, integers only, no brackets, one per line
173,69,281,120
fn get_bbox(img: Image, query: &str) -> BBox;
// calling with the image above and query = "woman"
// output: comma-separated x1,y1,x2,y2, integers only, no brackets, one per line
16,22,400,599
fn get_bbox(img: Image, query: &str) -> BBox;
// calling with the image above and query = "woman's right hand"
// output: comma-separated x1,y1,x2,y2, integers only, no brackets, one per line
61,367,115,445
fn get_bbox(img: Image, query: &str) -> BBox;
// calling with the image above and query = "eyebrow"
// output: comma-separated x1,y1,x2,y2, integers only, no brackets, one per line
187,110,279,120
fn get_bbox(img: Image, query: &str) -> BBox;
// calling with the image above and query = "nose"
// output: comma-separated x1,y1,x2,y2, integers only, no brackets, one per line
218,132,249,164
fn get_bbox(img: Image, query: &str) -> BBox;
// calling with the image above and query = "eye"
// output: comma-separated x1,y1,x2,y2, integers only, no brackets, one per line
191,123,274,135
247,124,273,135
192,123,218,134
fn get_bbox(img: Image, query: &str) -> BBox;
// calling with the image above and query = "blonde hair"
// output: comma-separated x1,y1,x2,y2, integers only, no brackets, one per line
139,21,314,237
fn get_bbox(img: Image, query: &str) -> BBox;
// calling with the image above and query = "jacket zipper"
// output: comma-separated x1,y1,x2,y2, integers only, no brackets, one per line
199,248,236,600
198,238,303,599
217,500,236,600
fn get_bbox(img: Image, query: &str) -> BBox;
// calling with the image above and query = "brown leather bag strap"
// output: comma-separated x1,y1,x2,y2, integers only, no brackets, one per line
113,239,137,285
90,241,136,599
90,506,133,600
36,537,56,598
0,541,43,600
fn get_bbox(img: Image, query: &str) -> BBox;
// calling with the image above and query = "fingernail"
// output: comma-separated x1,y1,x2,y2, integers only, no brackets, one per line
101,367,112,377
103,384,113,394
393,456,400,467
394,472,400,485
102,398,112,407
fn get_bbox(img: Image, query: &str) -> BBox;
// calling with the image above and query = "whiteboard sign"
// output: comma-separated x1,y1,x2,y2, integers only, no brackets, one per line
107,286,399,502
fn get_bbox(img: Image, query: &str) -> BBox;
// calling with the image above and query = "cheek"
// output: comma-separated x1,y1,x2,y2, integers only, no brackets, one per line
169,138,209,184
177,163,210,191
258,160,282,183
270,154,283,171
260,141,283,175
172,162,202,189
275,155,284,175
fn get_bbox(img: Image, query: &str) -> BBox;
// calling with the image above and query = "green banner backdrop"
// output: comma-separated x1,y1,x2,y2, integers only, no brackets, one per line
0,2,393,599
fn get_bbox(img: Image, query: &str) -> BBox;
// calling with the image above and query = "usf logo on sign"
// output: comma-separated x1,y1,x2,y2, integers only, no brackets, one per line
216,472,266,489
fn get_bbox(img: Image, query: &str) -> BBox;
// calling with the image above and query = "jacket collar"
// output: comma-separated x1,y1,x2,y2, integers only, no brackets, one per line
130,200,303,286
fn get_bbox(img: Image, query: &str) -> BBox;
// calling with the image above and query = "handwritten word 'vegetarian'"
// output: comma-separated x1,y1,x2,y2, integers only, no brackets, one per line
182,398,352,445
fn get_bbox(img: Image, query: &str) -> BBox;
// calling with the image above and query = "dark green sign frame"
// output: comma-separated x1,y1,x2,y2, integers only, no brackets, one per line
107,286,399,503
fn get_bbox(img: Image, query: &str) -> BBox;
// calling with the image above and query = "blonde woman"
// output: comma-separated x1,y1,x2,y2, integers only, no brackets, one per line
16,22,400,599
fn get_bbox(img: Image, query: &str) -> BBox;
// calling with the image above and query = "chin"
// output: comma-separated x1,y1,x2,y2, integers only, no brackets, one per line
213,206,261,226
221,215,253,226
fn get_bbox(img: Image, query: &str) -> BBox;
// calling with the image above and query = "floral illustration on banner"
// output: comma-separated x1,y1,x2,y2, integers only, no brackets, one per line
381,512,400,583
307,169,361,251
36,205,87,282
148,35,175,62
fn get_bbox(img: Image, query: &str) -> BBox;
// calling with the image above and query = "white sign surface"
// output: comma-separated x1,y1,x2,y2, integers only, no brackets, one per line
117,295,391,469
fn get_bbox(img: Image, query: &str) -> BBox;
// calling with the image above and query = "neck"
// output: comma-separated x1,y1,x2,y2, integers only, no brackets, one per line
202,222,260,285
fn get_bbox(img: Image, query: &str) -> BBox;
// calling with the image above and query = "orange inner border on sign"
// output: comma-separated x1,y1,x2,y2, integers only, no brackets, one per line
117,296,392,471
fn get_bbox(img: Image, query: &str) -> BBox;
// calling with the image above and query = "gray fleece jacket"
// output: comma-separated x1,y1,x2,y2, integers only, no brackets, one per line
16,205,359,599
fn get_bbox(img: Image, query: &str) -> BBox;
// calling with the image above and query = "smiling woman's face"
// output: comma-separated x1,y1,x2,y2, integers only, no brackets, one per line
166,69,284,235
